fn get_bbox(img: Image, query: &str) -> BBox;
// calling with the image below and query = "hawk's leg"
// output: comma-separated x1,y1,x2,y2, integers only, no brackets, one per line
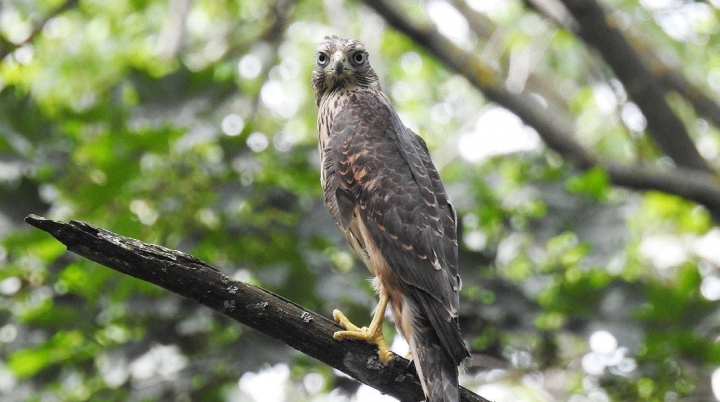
332,293,393,365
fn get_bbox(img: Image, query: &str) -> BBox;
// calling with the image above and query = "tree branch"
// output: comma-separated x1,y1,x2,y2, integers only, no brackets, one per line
0,0,79,61
360,0,596,168
655,63,720,131
605,163,720,210
557,0,713,173
24,215,487,402
528,0,720,134
359,0,720,217
450,0,572,114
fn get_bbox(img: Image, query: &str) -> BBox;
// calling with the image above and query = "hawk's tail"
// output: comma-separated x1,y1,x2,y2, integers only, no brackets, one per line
408,317,461,402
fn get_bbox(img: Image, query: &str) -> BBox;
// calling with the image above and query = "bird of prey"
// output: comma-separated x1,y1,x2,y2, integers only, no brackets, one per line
312,36,470,402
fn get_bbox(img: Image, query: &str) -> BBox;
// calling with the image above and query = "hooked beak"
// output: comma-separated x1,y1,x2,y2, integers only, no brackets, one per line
331,51,346,75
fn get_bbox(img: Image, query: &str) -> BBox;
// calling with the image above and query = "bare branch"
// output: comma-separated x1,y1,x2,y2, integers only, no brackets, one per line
0,0,79,61
557,0,713,173
450,0,571,114
24,215,488,402
655,63,720,130
605,163,720,212
360,0,596,166
359,0,720,217
530,0,720,134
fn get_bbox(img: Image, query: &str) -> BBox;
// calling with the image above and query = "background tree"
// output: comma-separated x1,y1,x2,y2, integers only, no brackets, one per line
1,0,719,401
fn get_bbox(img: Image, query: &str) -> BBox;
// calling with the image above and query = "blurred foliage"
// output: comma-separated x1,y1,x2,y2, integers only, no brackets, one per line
1,0,720,401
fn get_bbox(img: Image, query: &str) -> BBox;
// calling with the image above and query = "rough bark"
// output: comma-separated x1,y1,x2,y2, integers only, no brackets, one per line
24,214,487,402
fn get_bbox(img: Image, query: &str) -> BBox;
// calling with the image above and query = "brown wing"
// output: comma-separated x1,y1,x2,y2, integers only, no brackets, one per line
404,126,461,310
324,89,468,364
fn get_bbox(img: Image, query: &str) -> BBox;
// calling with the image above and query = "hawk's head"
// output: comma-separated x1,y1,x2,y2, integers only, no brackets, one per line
311,36,380,105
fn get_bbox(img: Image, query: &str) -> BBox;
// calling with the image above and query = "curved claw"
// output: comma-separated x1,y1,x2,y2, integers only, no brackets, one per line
404,357,416,374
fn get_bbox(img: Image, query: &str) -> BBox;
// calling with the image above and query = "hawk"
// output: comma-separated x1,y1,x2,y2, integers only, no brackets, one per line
312,36,470,402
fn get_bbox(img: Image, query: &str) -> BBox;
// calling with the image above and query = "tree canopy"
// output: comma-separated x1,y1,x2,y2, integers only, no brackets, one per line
1,0,720,401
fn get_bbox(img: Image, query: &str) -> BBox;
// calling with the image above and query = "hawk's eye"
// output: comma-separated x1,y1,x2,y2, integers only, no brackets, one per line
351,52,365,66
316,52,329,66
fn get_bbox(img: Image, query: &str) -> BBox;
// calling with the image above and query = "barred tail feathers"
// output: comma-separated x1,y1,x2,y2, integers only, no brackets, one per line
400,297,461,402
409,329,460,402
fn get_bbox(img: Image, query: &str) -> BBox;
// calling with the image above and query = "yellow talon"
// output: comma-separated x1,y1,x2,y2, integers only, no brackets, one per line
332,295,393,364
332,309,362,333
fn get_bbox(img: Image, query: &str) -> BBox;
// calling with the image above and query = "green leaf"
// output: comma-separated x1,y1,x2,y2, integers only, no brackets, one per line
565,166,611,200
7,331,89,378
